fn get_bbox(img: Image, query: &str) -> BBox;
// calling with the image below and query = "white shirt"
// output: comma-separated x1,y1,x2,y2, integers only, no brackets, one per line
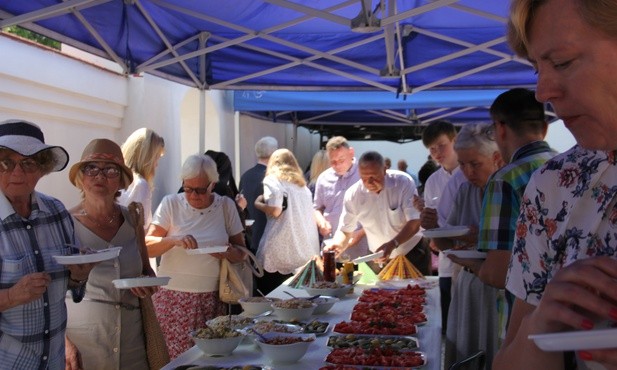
339,170,422,258
118,174,152,230
258,176,320,274
424,167,465,277
152,193,244,292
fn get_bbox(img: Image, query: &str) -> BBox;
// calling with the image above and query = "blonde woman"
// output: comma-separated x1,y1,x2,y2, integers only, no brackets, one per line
306,149,329,197
255,148,320,294
118,128,165,231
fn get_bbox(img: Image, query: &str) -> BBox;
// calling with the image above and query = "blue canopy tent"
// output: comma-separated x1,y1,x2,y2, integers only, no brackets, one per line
0,0,543,140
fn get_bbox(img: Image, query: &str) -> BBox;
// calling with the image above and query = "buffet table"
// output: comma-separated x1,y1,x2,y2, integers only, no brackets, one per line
163,277,442,370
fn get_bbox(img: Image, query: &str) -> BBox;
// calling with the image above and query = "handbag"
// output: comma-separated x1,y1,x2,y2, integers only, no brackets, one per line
219,247,264,304
128,202,170,369
140,296,170,369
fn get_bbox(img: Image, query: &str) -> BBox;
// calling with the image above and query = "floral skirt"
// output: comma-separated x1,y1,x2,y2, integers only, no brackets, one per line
153,288,226,359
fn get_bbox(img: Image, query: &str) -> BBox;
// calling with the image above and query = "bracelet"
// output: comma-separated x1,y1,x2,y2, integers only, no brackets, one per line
391,238,400,248
69,276,88,286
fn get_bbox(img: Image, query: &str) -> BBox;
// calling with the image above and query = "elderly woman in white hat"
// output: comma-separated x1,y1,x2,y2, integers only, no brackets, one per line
0,119,95,369
64,138,159,370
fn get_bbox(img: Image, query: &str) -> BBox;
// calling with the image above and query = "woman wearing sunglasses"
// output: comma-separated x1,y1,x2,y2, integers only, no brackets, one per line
145,154,247,359
65,139,156,370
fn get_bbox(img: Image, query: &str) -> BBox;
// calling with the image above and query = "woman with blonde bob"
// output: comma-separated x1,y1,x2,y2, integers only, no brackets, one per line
494,0,617,369
255,148,320,294
307,149,329,196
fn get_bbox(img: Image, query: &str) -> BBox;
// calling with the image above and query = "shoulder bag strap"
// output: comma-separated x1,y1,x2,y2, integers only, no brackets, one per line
127,202,154,276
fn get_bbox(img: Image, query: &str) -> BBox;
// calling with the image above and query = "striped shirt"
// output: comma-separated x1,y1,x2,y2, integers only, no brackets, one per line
478,141,555,251
0,191,77,370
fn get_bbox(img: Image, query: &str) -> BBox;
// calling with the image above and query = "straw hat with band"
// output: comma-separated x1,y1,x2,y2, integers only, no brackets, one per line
0,119,69,172
69,139,133,188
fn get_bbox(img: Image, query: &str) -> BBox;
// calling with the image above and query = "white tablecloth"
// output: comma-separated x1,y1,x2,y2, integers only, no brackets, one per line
162,277,442,370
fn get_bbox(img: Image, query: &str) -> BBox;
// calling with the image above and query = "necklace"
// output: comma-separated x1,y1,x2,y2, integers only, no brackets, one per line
81,204,118,228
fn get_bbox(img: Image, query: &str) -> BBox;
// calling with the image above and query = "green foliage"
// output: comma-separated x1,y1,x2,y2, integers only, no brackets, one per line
4,25,60,50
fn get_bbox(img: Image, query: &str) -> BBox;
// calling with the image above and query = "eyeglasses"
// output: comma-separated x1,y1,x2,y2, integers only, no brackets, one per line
0,158,40,173
478,125,495,141
81,164,121,178
183,184,210,195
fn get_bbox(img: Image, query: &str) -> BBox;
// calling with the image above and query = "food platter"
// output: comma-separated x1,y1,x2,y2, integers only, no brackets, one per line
269,319,331,336
53,246,122,265
443,250,487,259
422,226,469,238
112,276,171,289
529,328,617,351
327,334,419,351
325,348,427,368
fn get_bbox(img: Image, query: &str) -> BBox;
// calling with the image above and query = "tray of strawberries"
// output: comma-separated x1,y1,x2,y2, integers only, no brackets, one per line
353,301,424,314
325,347,426,368
358,286,427,306
350,309,427,326
333,320,417,336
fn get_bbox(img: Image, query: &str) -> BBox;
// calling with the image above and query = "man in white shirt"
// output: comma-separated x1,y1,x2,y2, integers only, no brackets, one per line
328,151,424,272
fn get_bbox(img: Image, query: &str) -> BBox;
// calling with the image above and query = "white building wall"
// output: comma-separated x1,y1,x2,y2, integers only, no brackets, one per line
0,33,319,211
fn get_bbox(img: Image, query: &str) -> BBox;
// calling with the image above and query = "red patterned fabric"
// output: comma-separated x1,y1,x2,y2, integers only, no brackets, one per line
153,288,226,359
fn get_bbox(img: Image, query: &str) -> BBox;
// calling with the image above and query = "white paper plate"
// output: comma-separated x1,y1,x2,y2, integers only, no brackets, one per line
352,251,384,264
53,246,122,265
112,276,171,289
443,250,487,259
185,245,228,255
423,226,470,238
245,219,255,227
377,278,436,290
529,328,617,351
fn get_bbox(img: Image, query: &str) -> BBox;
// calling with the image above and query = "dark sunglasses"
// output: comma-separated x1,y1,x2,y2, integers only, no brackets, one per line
0,158,40,173
183,183,210,195
81,164,121,178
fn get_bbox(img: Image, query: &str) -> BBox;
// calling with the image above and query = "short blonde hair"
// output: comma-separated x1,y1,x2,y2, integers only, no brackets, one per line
266,148,306,187
325,136,350,151
508,0,617,58
121,128,165,184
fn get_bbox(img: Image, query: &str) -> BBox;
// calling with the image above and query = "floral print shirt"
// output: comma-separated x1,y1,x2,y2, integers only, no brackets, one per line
507,145,617,305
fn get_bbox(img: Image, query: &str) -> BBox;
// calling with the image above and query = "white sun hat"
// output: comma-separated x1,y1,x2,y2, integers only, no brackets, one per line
0,119,69,172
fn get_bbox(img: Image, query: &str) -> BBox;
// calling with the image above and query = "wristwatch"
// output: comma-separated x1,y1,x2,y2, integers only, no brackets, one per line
391,238,400,248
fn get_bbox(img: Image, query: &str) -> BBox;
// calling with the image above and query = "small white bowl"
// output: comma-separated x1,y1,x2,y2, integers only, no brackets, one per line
311,296,340,314
271,301,317,321
191,333,244,356
304,284,350,299
255,332,316,364
238,297,280,317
